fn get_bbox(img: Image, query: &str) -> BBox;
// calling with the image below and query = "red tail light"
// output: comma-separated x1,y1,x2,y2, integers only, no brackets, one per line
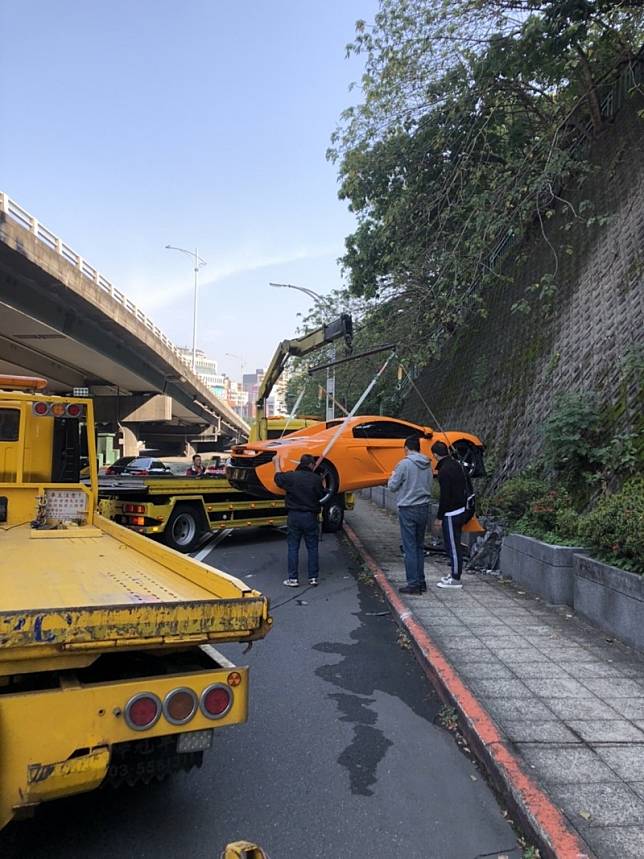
66,403,82,417
199,684,232,719
33,401,49,415
125,692,161,730
164,687,198,725
105,467,114,475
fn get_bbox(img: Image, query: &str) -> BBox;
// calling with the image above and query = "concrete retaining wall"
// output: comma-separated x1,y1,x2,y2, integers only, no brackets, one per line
500,533,586,606
573,554,644,652
361,488,439,521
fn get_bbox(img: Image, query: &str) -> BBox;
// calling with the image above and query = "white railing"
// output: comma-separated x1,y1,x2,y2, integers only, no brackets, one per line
0,191,249,432
0,191,184,359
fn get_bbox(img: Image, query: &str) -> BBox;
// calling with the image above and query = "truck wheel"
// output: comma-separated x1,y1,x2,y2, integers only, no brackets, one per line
322,495,344,533
163,506,204,553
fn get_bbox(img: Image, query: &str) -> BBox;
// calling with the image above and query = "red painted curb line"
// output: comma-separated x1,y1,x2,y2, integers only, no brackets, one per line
344,523,592,859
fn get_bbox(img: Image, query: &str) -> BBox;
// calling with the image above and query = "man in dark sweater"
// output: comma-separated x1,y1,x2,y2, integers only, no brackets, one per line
431,441,472,590
274,453,325,587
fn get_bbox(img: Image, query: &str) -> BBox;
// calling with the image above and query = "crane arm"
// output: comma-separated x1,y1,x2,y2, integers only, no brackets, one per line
254,314,352,439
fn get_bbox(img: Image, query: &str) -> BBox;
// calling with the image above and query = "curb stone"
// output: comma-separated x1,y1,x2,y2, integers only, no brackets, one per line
343,523,593,859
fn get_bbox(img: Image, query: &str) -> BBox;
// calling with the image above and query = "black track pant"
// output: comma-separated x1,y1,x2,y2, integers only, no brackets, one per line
441,510,471,580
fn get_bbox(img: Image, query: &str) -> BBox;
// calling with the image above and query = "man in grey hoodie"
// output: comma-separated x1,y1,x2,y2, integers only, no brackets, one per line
387,435,433,594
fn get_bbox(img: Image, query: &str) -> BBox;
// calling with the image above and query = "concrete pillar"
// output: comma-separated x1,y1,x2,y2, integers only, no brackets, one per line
119,424,140,457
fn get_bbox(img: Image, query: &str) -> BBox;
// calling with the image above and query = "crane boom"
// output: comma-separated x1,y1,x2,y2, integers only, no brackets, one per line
253,314,352,441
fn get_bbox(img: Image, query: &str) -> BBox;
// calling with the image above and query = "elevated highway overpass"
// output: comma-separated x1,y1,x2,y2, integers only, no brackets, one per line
0,193,249,457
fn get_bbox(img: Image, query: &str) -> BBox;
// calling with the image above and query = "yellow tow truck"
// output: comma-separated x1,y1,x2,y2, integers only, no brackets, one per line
98,314,355,548
0,375,271,831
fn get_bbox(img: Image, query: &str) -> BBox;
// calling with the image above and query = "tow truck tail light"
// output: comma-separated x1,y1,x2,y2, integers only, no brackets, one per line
124,504,145,513
128,516,145,526
164,687,198,725
125,692,161,730
32,400,85,417
199,683,233,719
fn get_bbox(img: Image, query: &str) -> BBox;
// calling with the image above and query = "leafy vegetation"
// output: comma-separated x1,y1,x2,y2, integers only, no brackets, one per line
579,478,644,573
542,392,605,496
487,476,581,545
484,392,643,567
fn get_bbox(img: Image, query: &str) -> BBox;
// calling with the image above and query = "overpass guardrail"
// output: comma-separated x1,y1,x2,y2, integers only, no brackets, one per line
0,192,183,358
0,191,249,435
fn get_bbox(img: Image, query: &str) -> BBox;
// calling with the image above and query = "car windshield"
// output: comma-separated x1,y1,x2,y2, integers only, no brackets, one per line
109,457,135,469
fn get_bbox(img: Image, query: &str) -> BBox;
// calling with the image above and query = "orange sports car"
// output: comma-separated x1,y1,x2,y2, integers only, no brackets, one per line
226,416,485,499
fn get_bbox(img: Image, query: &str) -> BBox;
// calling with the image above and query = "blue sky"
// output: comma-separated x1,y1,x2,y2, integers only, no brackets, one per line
0,1,378,379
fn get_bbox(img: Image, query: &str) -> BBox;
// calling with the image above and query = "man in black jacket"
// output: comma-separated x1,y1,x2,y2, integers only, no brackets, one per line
274,453,325,587
431,441,472,590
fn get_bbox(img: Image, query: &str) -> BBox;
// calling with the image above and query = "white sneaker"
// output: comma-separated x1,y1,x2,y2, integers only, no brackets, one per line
438,574,452,584
283,578,300,587
437,578,463,589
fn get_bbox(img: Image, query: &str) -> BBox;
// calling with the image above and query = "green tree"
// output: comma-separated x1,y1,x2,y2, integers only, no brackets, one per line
329,1,643,366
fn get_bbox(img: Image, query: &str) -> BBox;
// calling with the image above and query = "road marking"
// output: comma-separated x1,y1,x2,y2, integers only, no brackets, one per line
191,528,234,563
192,540,215,562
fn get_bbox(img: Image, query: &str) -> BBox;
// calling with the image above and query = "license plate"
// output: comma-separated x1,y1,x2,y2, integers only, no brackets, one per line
177,729,213,753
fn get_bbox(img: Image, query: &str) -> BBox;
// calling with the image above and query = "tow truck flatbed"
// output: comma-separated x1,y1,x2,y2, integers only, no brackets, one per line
0,514,269,662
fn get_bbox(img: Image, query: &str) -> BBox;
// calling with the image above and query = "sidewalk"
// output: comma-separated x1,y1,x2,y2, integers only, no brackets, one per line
345,498,644,859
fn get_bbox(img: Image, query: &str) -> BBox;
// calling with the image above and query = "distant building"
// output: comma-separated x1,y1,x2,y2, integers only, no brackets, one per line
179,347,248,418
177,347,219,389
242,368,278,420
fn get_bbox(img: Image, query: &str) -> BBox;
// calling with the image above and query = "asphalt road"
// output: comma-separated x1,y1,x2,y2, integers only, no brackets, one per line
1,528,520,859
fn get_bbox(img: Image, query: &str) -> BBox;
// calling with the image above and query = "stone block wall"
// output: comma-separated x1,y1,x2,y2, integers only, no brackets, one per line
402,96,643,486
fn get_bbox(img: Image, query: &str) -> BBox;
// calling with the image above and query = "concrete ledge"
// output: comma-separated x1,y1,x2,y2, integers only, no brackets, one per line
574,554,644,652
501,533,585,606
343,523,592,859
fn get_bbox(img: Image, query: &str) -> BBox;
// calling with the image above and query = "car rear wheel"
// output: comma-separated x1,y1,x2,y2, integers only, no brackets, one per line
322,495,345,533
316,459,339,498
163,506,204,553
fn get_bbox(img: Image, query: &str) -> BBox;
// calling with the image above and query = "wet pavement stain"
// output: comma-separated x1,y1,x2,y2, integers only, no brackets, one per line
314,567,440,797
329,692,392,796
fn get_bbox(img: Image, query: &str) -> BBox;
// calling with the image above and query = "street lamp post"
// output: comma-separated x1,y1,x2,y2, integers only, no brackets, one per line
269,281,336,421
165,245,207,373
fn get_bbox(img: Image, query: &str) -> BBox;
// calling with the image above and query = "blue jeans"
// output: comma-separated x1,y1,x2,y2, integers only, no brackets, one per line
287,510,319,581
399,503,429,588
